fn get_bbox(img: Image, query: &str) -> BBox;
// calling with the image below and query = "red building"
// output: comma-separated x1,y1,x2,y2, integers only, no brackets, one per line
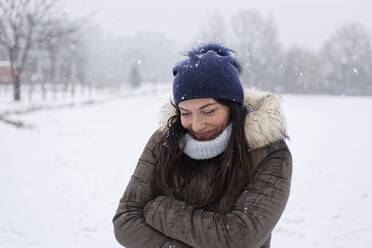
0,60,13,84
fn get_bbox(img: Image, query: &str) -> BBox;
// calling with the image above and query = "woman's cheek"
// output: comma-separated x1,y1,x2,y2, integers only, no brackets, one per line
180,118,190,130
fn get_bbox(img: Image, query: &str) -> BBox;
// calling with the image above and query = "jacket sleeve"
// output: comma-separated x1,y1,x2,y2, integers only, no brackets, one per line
113,131,191,248
143,140,292,248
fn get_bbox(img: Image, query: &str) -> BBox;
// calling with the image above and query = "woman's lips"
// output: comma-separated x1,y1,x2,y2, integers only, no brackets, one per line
192,130,214,140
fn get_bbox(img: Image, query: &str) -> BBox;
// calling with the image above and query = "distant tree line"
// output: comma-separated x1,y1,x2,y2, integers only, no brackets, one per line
78,27,183,90
1,4,372,102
81,11,372,97
0,0,89,101
199,10,372,95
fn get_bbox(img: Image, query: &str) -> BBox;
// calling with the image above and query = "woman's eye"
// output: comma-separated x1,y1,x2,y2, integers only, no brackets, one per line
181,112,190,116
203,109,216,114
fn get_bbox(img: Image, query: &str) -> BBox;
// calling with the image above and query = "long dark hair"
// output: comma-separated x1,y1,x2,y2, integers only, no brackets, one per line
153,99,253,208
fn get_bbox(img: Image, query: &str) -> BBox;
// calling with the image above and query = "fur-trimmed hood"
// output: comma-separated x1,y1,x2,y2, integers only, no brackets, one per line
159,88,289,150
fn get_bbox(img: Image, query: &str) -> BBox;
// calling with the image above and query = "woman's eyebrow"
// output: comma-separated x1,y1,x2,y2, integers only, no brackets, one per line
199,103,217,110
179,103,217,111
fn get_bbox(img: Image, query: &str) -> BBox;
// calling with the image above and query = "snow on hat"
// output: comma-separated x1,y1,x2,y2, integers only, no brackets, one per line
172,43,244,106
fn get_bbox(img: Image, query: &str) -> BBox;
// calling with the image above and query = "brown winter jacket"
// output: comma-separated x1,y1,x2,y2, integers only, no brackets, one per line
113,88,292,248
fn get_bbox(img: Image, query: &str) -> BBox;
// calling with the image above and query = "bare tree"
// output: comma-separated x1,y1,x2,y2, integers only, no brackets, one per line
39,18,81,99
321,23,372,95
128,61,141,89
283,47,327,94
0,0,79,101
198,11,227,44
231,10,284,92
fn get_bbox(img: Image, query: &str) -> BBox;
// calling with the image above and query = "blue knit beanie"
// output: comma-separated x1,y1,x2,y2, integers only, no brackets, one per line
173,43,244,106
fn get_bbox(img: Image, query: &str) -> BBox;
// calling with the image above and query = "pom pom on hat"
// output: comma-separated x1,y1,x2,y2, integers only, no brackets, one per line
187,43,242,72
173,43,244,106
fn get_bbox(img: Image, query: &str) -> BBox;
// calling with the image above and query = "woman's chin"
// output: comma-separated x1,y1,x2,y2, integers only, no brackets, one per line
196,137,213,141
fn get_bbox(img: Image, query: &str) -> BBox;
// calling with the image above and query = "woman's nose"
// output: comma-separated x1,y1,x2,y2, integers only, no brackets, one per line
192,115,205,132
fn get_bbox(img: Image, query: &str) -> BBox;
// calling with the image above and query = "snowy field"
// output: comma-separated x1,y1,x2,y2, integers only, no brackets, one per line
1,87,372,248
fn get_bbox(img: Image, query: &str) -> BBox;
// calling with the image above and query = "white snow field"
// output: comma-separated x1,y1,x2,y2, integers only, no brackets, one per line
1,88,372,248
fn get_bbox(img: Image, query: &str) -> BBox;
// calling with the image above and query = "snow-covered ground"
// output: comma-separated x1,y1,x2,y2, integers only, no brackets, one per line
1,88,372,248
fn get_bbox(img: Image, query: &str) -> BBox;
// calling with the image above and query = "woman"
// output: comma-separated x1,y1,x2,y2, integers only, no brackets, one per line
113,43,292,248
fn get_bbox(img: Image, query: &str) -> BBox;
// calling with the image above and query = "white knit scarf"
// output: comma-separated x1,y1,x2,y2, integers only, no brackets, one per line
183,124,232,160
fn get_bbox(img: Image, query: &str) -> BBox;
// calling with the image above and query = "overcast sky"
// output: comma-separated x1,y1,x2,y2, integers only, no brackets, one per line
75,0,372,50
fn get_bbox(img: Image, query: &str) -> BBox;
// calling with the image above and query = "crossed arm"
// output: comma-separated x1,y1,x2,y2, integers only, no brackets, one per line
143,141,292,248
113,132,191,248
113,131,292,248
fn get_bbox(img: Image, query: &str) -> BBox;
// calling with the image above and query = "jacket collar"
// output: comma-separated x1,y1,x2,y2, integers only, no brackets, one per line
159,88,289,150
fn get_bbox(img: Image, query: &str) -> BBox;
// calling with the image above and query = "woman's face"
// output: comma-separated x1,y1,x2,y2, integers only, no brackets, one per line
178,98,230,141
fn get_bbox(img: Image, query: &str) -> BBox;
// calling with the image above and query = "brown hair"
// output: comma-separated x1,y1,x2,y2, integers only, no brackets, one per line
153,100,253,208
